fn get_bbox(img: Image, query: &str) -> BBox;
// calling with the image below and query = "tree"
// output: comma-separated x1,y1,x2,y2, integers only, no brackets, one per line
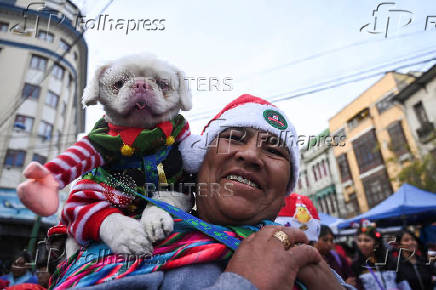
397,152,436,193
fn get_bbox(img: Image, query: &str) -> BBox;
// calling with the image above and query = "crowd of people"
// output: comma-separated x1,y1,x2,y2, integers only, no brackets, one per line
1,224,434,289
314,222,436,289
0,94,434,289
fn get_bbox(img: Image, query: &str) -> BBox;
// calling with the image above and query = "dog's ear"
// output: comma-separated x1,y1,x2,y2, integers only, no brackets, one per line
82,64,109,107
176,71,192,111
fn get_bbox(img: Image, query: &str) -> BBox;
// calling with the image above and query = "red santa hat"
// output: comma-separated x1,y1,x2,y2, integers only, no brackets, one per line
181,94,300,193
275,193,321,241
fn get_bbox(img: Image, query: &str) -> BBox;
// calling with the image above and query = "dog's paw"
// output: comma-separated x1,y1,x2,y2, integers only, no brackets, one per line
100,213,153,255
141,206,174,243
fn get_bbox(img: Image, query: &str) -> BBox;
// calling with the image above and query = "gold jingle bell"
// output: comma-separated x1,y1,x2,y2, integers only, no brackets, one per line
121,144,135,156
165,136,175,146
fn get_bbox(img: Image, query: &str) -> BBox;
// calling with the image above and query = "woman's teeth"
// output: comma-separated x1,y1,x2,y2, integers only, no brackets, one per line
226,175,259,189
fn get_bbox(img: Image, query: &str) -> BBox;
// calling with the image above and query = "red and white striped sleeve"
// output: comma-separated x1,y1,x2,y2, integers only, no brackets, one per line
44,136,105,189
61,179,122,245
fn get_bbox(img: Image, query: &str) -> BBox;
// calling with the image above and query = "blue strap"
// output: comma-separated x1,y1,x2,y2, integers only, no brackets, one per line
142,193,242,250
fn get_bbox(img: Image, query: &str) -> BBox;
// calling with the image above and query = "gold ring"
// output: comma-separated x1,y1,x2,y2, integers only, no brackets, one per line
273,230,292,250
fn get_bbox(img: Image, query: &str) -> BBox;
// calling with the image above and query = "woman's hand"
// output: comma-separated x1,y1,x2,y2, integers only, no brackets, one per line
225,225,322,290
297,258,346,290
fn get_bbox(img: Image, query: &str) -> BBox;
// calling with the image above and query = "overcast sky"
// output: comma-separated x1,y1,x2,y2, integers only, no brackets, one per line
72,0,436,137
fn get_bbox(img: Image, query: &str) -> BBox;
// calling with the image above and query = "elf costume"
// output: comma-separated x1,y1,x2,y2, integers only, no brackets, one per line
46,114,190,246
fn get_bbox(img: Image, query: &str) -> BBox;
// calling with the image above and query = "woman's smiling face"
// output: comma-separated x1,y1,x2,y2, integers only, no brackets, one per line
196,127,291,225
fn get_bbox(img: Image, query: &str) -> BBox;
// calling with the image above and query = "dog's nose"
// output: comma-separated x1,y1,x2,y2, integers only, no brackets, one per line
134,79,150,93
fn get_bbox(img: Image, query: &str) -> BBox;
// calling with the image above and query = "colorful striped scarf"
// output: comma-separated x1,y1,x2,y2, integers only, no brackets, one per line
50,218,306,289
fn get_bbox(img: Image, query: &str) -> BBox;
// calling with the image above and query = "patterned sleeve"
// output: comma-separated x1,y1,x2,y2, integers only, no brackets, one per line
61,179,122,245
44,136,105,189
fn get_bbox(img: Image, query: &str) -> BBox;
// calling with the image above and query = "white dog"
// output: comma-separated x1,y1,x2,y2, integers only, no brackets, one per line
18,55,194,256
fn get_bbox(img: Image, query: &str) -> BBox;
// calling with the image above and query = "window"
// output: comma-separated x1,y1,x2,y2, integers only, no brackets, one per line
317,163,322,179
387,121,409,156
304,171,309,187
22,83,40,100
30,55,48,71
62,102,67,114
52,64,65,80
347,108,370,130
14,115,34,132
376,93,395,114
59,39,71,52
312,166,318,181
4,150,26,167
329,194,336,213
337,153,351,182
413,101,429,125
67,73,73,88
322,160,327,177
362,170,393,208
46,91,59,108
352,129,383,173
37,30,54,42
297,178,302,190
322,196,330,213
0,21,8,32
32,153,47,164
348,193,360,215
38,121,53,139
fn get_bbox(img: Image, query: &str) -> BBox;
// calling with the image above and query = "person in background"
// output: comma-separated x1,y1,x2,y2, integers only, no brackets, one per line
351,221,411,290
394,230,435,290
0,251,38,287
336,241,356,265
35,265,50,289
315,225,355,286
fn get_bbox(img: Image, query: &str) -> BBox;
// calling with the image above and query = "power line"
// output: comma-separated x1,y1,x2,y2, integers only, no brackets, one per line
269,58,436,103
189,46,436,122
269,49,436,100
238,27,430,82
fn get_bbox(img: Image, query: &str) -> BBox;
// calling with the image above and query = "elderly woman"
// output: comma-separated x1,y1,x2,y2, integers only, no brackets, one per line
50,95,351,289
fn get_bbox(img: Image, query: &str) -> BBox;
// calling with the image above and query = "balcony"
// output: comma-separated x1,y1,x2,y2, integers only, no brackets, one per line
416,122,435,143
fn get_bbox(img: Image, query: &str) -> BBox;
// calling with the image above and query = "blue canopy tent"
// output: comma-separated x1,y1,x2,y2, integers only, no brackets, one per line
338,184,436,229
319,212,341,226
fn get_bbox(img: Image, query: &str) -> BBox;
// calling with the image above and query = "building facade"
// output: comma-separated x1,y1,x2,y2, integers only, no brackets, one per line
294,129,347,218
329,72,419,215
0,0,87,260
395,65,436,159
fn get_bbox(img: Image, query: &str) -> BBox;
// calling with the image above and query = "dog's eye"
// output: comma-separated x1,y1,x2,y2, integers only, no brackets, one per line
157,79,169,90
113,80,124,90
